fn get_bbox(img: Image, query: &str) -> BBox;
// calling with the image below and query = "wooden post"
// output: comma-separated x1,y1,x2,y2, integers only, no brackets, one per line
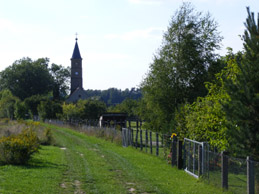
156,133,159,156
247,156,255,194
150,131,152,154
140,130,143,151
136,120,139,130
177,140,183,169
145,130,148,153
131,128,134,146
161,134,164,148
221,151,228,190
135,129,139,149
171,136,177,166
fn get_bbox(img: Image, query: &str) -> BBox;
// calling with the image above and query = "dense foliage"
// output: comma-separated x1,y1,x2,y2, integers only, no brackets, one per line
174,7,259,159
175,50,239,151
222,8,259,159
0,58,70,100
140,3,223,132
85,87,142,106
62,99,107,121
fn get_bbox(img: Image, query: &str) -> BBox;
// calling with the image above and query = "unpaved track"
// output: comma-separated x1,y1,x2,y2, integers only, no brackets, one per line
53,127,157,194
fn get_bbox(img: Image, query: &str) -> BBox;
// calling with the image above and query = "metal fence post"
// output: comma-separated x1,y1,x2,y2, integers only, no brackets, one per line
247,156,255,194
183,141,186,169
221,151,228,190
193,143,195,174
198,145,202,177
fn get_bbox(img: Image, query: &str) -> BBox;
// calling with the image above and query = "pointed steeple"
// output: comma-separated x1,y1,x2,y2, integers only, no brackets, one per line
71,38,82,59
70,36,83,94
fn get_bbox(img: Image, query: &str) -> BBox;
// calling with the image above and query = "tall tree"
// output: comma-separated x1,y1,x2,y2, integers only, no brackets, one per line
223,7,259,159
0,58,53,100
49,63,70,100
140,3,222,131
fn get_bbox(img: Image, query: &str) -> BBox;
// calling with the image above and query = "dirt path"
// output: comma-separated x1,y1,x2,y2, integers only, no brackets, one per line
53,127,156,194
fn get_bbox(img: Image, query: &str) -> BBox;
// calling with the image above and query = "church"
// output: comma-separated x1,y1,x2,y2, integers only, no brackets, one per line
66,38,88,103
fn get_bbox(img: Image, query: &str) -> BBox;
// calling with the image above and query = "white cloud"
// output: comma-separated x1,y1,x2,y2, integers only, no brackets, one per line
105,28,164,41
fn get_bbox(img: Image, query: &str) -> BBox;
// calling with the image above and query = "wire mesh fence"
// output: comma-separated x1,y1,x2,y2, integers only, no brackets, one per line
203,150,222,188
227,156,247,193
254,160,259,194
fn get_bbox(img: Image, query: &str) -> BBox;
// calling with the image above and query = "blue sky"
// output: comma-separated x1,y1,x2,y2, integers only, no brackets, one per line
0,0,258,90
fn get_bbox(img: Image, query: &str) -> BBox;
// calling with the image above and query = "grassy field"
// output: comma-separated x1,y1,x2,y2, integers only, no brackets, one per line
0,123,230,193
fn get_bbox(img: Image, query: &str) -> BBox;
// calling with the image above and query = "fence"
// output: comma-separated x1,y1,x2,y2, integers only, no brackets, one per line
122,128,259,194
46,119,122,144
183,138,209,178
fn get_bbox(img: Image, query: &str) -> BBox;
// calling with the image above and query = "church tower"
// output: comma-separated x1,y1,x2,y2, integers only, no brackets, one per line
71,37,83,94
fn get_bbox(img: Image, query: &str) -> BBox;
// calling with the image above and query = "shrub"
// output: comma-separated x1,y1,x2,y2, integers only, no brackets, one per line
0,127,40,165
41,127,53,145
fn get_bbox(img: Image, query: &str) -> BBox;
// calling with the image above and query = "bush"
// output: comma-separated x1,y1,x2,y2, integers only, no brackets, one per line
0,127,40,165
41,127,53,145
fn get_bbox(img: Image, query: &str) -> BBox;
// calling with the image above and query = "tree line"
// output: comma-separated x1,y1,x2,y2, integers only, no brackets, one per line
0,3,258,160
0,57,142,121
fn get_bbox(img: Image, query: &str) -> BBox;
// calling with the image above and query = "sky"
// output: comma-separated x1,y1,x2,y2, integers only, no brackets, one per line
0,0,258,90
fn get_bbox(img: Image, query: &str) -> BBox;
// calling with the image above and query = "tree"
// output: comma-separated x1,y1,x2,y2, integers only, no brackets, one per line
0,58,70,101
49,63,70,100
0,58,53,100
77,99,107,120
223,7,259,159
14,100,27,120
62,103,79,121
140,3,222,131
108,98,139,118
175,50,239,151
24,95,48,118
0,90,18,119
37,100,62,121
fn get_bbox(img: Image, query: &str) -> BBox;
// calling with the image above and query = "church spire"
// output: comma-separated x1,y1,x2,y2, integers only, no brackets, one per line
70,36,83,94
71,36,82,59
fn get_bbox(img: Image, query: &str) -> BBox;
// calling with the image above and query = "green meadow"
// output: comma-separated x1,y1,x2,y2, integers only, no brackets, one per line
0,124,230,194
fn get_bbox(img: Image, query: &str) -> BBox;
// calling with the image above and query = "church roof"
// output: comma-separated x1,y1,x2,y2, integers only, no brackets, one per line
71,39,82,59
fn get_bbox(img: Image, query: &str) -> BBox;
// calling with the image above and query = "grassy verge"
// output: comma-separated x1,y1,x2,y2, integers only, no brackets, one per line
0,146,67,194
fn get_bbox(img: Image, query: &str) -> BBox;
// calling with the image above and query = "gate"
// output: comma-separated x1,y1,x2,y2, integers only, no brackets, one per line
184,138,209,178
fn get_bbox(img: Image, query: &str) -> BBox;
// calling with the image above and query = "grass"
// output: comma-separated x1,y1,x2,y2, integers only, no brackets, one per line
0,123,230,193
0,146,67,193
